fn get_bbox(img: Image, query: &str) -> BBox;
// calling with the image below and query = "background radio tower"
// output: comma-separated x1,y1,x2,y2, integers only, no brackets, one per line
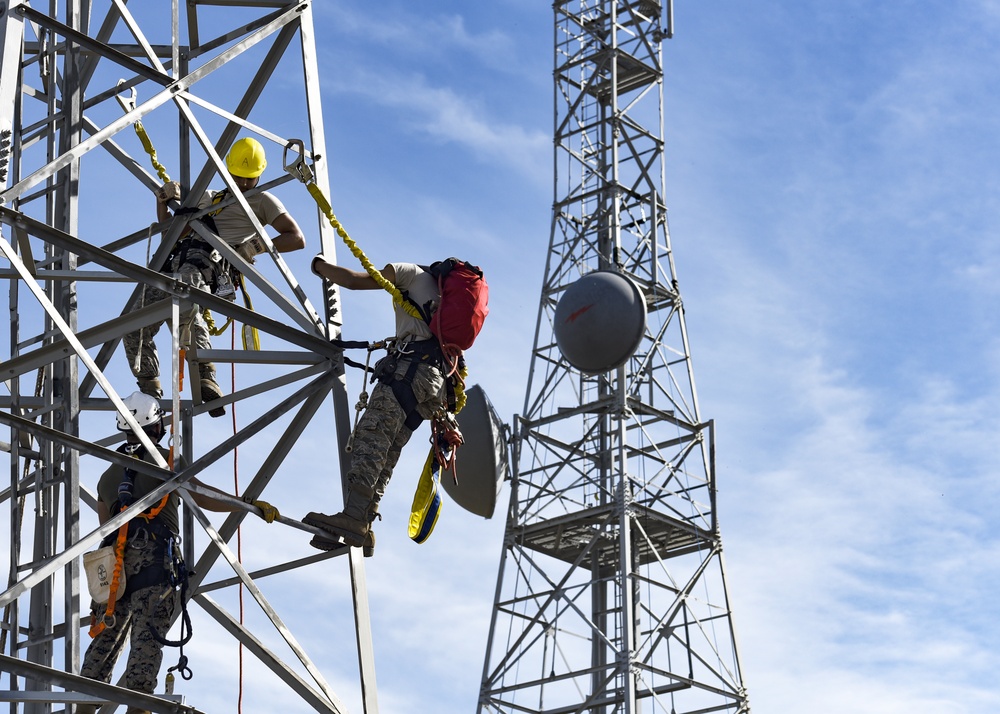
478,2,751,712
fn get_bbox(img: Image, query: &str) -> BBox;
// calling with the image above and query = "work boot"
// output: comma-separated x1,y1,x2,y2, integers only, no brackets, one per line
304,483,375,548
310,503,379,556
76,705,98,714
199,377,226,418
136,377,162,399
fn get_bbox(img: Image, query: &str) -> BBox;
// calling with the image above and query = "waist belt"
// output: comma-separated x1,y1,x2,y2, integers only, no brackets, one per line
98,517,178,597
382,339,446,431
395,338,444,367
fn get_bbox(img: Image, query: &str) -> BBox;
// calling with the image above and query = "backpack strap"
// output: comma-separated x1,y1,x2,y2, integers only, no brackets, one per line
400,264,435,324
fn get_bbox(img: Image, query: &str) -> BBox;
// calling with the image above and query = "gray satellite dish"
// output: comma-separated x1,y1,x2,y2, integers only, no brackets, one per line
553,270,647,374
446,384,508,519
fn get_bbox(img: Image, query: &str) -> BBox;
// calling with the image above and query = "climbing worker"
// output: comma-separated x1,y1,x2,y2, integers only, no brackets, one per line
123,136,306,417
303,257,451,554
79,390,280,713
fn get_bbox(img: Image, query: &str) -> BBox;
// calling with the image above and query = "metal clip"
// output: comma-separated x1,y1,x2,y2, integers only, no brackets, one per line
114,79,137,114
283,139,313,184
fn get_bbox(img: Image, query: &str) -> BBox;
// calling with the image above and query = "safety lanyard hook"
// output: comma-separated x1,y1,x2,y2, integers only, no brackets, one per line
283,138,314,184
115,79,137,114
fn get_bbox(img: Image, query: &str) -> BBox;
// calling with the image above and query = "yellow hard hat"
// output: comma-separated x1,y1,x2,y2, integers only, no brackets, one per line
226,137,267,178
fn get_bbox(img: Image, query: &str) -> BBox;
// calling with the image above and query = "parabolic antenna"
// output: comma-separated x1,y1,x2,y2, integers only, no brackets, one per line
446,384,509,518
553,271,647,374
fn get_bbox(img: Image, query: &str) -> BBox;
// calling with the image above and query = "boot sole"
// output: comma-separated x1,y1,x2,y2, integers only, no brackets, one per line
309,532,374,556
303,514,367,548
309,535,346,552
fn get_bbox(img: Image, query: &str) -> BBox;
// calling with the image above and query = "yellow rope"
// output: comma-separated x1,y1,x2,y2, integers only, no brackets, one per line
239,273,261,350
134,120,170,184
305,183,422,320
453,364,468,414
203,308,232,337
294,149,471,414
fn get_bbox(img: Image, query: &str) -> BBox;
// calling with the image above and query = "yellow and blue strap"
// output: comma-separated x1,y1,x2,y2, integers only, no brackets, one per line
408,448,443,544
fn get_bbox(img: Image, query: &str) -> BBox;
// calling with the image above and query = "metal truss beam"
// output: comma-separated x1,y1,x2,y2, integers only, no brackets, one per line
0,2,380,713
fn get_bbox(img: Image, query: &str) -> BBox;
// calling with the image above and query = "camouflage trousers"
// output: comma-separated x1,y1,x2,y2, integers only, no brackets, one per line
81,536,177,695
348,358,446,501
122,262,215,381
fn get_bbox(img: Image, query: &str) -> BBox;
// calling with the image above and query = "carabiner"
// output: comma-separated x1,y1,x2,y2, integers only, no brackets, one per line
283,138,314,184
114,79,137,114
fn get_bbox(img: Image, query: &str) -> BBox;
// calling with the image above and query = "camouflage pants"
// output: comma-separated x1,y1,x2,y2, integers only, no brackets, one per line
81,536,177,695
122,262,215,381
348,358,446,502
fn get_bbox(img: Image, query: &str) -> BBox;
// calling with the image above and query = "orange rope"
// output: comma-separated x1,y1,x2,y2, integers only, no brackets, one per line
432,418,464,484
89,470,171,638
89,524,128,638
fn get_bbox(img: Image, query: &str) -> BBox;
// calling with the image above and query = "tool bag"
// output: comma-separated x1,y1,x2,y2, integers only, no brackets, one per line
83,546,125,605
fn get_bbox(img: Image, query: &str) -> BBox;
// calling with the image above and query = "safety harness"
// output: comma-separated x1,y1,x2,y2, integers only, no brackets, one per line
116,77,262,351
89,444,172,639
165,190,262,348
89,443,195,680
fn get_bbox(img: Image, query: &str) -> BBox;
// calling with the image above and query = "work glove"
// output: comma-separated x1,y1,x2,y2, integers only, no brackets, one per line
156,180,180,204
310,253,331,277
236,236,267,263
245,496,280,523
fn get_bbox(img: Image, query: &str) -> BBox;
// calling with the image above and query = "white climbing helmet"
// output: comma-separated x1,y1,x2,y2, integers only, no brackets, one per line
116,391,164,431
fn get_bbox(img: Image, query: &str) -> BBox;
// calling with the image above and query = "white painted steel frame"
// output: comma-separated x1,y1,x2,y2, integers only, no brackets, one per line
0,2,378,712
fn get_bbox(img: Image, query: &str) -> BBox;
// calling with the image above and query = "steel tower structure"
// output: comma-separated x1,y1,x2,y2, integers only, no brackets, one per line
478,2,750,713
0,2,377,712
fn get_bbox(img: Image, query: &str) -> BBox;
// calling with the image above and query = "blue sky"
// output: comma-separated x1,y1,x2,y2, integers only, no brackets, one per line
4,1,1000,713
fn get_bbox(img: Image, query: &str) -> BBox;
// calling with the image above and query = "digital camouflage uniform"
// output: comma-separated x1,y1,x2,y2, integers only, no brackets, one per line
82,447,180,704
81,538,177,696
305,263,447,550
124,188,286,387
349,357,446,502
123,256,216,383
345,263,447,500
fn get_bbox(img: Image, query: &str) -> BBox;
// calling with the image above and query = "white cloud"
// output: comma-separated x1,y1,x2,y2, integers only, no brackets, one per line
315,3,526,76
323,66,549,184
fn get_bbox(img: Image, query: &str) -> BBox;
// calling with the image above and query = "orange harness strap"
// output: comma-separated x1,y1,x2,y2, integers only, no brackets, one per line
89,491,171,638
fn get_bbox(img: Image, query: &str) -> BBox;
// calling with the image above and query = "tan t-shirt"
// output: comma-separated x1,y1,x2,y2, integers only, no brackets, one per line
198,189,287,247
392,262,438,343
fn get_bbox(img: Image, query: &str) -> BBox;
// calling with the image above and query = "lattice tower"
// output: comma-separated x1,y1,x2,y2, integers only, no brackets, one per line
477,3,751,712
0,2,376,712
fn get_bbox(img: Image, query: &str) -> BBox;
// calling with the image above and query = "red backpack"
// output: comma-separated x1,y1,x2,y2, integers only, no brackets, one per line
416,258,489,352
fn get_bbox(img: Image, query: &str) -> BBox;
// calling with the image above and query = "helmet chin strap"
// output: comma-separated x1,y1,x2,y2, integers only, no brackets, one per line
125,422,165,445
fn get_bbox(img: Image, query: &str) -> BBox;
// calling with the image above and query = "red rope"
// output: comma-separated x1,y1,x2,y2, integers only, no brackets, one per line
230,329,245,714
432,418,464,484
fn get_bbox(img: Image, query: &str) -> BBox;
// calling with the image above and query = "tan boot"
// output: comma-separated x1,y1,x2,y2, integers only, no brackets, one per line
304,483,376,548
199,377,226,418
136,377,162,399
310,516,377,556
